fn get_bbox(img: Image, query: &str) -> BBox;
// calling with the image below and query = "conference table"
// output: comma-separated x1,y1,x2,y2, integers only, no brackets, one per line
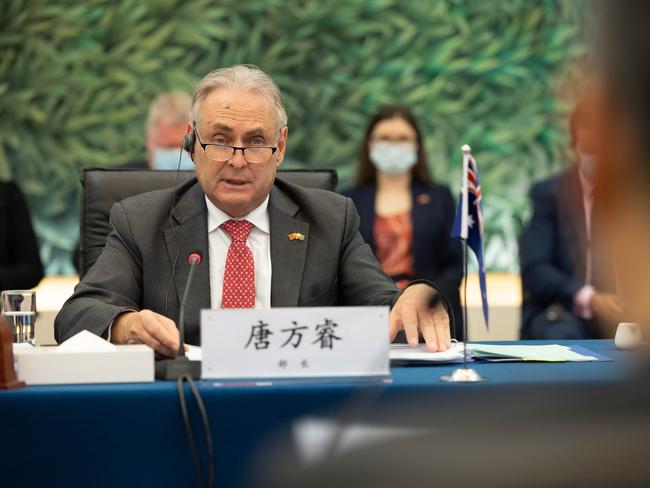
1,340,635,487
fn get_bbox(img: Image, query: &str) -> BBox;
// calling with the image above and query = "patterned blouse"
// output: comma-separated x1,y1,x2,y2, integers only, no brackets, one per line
373,211,414,289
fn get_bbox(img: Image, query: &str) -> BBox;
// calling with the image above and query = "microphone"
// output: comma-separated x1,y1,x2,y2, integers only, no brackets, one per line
177,252,201,356
155,252,203,380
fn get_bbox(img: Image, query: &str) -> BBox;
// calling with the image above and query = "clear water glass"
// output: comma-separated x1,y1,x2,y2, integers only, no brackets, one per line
1,290,36,343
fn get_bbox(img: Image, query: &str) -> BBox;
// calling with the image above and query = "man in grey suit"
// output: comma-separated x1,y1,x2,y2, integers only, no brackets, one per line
55,64,450,358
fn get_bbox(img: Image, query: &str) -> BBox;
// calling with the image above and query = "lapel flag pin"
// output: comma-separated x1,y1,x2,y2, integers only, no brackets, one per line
288,232,305,241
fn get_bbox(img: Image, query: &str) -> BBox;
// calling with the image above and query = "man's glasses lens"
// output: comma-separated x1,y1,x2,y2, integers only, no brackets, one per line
205,145,274,164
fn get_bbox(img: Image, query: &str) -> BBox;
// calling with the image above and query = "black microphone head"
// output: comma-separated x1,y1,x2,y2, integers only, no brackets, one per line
188,252,202,265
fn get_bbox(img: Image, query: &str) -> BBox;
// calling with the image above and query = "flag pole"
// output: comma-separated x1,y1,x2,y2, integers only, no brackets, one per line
441,144,486,383
461,239,469,370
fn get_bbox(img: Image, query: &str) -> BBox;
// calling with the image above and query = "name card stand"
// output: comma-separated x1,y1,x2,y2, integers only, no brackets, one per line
201,307,390,382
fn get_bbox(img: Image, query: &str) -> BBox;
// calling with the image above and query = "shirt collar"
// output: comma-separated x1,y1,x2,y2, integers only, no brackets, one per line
205,195,270,234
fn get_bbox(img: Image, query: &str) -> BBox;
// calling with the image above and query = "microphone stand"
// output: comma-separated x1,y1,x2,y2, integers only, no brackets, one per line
155,254,202,380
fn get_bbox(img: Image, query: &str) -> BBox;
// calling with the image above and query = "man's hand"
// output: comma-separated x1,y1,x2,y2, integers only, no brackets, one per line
591,293,625,336
390,284,451,352
110,309,180,357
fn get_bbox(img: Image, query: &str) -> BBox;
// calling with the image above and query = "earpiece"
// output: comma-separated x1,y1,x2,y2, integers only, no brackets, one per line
183,132,195,154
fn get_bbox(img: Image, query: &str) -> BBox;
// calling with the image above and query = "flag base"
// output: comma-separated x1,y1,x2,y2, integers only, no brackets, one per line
440,367,487,383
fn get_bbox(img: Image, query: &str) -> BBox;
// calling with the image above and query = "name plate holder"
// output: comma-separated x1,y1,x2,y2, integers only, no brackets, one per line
201,306,390,383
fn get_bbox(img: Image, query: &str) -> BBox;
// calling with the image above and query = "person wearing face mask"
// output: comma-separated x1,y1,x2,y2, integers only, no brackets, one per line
519,98,625,339
73,91,195,271
121,91,195,170
344,105,463,340
145,90,194,170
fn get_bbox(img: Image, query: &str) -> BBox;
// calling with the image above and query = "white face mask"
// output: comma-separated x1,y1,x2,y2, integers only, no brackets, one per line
152,148,194,170
579,153,596,179
369,141,418,174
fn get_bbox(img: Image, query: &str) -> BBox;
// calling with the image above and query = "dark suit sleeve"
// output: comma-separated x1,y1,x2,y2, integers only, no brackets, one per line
433,188,463,294
520,181,581,304
0,182,44,290
54,202,143,343
338,197,400,307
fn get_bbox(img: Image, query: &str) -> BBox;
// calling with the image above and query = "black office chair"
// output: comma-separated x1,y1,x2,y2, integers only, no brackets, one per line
78,167,338,277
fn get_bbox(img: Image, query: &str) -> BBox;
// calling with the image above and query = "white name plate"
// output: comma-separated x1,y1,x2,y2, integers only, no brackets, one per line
201,306,389,380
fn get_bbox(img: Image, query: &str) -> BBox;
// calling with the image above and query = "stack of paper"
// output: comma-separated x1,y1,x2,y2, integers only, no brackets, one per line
467,343,598,362
389,342,466,365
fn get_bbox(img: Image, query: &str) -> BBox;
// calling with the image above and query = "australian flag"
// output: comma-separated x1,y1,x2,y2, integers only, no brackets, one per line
451,146,489,328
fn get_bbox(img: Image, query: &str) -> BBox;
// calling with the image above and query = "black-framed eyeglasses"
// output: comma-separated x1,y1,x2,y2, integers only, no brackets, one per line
194,129,278,164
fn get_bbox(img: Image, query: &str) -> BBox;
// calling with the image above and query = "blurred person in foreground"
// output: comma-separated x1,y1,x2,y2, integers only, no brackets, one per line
261,3,650,486
519,98,624,339
0,181,43,290
593,0,650,337
55,64,451,355
344,106,463,340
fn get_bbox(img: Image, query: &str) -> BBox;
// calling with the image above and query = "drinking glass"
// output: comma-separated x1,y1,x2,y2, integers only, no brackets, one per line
1,290,37,343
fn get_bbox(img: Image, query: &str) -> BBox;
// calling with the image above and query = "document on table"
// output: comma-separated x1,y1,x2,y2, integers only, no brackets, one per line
389,342,466,364
186,345,202,361
467,344,598,362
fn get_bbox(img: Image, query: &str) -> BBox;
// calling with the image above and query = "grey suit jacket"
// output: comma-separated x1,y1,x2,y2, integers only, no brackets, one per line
55,177,400,345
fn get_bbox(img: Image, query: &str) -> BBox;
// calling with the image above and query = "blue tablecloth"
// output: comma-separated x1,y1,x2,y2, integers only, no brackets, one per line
0,340,634,487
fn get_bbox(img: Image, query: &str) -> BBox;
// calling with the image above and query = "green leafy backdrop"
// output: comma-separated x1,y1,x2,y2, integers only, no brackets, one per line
0,0,585,274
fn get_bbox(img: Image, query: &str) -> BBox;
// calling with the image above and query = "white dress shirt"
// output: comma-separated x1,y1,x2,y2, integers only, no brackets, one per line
206,195,272,309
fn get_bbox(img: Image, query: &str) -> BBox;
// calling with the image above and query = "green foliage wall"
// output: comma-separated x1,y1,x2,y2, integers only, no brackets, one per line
1,0,585,274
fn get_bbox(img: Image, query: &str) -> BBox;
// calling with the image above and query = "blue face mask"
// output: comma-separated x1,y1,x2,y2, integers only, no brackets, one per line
152,148,194,170
369,142,418,174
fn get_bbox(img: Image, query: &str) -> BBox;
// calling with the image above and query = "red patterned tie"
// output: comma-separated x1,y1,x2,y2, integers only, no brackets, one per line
221,219,255,308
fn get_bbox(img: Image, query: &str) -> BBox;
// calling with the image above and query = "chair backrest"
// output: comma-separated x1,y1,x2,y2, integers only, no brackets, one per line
79,167,338,277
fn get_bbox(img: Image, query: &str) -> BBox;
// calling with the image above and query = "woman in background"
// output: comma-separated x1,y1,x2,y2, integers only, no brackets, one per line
0,181,44,290
344,105,463,340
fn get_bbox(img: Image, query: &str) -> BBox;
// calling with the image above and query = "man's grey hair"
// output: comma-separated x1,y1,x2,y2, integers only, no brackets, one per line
146,90,192,131
191,64,288,133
